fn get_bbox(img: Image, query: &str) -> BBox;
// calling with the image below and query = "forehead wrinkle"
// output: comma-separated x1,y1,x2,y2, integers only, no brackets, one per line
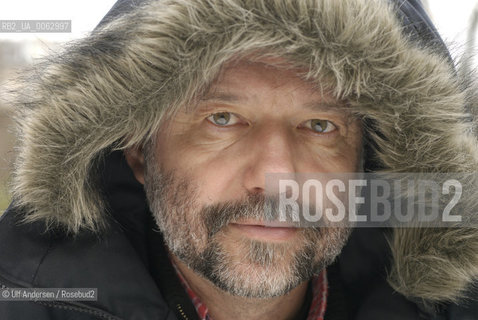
199,91,248,104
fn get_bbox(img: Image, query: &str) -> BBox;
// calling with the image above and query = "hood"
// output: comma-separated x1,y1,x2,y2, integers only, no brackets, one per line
9,0,478,309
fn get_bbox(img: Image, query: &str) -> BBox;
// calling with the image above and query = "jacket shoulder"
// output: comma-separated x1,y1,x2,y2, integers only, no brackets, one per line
0,206,170,320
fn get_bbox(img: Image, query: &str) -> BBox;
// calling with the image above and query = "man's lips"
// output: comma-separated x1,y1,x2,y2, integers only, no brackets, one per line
228,220,298,240
232,219,297,227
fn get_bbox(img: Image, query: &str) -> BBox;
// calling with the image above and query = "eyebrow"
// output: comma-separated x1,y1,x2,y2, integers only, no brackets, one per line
199,91,248,104
302,101,348,113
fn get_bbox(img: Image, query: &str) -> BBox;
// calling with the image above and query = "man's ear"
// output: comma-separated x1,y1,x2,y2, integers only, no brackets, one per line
124,146,145,185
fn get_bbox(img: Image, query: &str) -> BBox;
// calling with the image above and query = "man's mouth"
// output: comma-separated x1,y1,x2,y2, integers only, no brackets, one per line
228,219,298,241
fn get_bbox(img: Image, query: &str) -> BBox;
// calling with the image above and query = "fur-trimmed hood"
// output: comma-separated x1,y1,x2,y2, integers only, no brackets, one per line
9,0,478,310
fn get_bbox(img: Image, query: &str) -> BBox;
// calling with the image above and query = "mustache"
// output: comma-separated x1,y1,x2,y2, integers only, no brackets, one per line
202,193,295,238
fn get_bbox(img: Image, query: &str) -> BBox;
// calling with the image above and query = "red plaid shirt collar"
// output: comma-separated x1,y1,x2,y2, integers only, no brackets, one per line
169,257,328,320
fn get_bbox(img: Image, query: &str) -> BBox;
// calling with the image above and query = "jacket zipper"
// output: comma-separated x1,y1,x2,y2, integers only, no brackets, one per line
176,303,190,320
0,274,122,320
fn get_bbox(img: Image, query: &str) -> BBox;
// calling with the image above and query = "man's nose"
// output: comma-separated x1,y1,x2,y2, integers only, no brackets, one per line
242,123,297,195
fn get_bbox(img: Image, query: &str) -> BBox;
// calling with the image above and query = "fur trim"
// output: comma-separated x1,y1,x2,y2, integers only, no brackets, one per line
10,0,478,305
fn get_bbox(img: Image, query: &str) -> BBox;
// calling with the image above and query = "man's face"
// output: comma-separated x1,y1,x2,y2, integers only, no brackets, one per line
141,60,363,298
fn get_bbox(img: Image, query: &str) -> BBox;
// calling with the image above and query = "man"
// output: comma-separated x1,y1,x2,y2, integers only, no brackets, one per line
0,0,477,319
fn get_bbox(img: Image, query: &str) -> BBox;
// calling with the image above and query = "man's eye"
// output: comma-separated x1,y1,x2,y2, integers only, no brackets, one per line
303,119,336,133
206,112,240,126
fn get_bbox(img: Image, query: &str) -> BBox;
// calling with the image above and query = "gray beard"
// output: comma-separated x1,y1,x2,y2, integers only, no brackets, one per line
143,155,351,298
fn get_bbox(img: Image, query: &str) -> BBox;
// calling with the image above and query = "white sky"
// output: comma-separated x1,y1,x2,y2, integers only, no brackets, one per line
428,1,478,57
0,0,477,60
